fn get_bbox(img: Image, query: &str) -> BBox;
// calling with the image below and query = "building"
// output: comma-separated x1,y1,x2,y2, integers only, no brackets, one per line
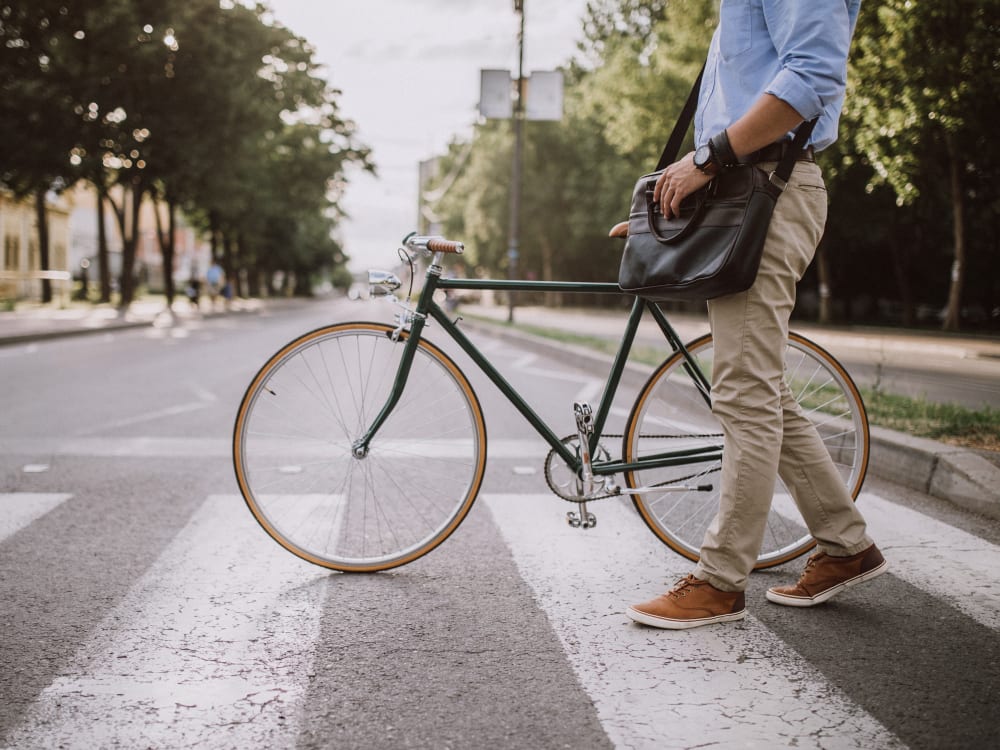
0,184,212,304
0,188,72,304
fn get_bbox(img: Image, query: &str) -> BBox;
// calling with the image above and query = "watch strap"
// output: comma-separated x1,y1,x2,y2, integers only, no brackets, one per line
710,130,738,168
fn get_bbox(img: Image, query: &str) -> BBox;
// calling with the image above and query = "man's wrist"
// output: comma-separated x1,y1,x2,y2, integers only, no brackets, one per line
709,130,739,168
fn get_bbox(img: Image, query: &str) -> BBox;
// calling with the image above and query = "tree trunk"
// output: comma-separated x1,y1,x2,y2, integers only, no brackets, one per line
941,136,966,332
223,230,239,297
209,211,219,262
153,194,177,306
540,236,559,307
96,187,111,303
109,180,144,309
887,223,915,328
33,189,52,304
815,242,832,325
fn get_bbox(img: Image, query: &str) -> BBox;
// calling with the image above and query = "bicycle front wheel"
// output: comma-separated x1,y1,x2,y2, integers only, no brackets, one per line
623,332,869,569
233,322,487,572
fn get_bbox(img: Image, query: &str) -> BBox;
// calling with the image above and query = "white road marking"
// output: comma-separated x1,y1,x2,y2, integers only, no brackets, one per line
3,436,553,459
0,493,72,542
859,491,1000,629
511,353,537,369
3,494,329,750
76,382,217,435
502,343,606,402
75,401,212,434
483,492,903,750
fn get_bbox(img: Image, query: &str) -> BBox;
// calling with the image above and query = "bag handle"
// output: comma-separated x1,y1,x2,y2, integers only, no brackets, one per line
645,180,711,244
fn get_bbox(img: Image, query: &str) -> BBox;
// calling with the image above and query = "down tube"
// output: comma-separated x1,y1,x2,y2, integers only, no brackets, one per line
426,302,581,468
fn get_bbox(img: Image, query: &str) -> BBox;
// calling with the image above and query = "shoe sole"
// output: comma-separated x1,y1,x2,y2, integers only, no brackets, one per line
765,560,889,608
625,606,746,630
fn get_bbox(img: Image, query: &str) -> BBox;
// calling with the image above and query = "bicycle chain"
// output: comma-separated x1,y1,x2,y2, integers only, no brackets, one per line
543,433,723,504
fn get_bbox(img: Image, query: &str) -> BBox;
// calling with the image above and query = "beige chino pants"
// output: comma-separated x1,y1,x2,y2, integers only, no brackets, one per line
692,161,873,593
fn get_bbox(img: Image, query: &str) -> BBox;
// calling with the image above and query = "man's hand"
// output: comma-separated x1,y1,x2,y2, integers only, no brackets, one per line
652,151,713,219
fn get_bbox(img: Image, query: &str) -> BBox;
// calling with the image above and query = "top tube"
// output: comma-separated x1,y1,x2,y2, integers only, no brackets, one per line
403,233,623,294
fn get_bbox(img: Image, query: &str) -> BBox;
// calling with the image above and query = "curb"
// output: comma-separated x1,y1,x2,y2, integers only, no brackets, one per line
0,300,305,348
0,319,153,347
460,316,1000,521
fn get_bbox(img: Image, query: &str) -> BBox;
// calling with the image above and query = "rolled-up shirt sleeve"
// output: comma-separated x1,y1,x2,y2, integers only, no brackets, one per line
762,0,853,120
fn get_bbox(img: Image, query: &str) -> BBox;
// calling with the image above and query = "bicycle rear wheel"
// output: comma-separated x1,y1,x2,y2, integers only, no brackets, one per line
623,332,869,569
233,322,487,572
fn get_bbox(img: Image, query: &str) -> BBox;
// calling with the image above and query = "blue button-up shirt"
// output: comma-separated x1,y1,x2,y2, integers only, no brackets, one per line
695,0,862,152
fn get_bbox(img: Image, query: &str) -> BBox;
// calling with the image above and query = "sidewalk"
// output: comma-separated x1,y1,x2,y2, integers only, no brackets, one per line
458,303,1000,521
0,296,293,346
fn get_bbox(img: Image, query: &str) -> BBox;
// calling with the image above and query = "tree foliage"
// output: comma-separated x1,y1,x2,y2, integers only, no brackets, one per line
0,0,371,306
425,0,998,330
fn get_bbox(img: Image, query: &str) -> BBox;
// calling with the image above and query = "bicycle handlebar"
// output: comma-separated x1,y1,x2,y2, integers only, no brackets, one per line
404,233,465,255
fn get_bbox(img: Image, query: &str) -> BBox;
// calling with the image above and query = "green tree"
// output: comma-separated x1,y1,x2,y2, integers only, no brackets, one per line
428,0,715,298
0,0,90,302
846,0,1000,331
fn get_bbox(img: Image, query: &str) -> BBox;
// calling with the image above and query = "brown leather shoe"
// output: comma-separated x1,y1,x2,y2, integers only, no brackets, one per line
627,575,746,630
766,544,888,607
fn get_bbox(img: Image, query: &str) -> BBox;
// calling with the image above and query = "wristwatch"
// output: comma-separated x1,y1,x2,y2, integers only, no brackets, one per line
693,143,721,176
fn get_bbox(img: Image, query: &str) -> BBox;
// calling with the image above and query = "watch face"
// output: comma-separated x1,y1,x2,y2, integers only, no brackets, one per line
694,144,712,169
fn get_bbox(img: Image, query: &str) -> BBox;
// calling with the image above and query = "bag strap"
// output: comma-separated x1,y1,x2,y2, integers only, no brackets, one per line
654,66,705,171
768,117,817,190
653,63,818,187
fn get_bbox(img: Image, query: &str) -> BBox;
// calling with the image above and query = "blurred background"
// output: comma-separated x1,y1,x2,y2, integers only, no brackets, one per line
1,0,996,331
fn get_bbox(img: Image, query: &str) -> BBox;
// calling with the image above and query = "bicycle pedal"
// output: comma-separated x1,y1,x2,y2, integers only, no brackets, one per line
566,509,597,530
573,402,594,435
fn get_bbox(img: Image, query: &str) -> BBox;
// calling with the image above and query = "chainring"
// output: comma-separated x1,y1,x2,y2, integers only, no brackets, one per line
543,434,616,503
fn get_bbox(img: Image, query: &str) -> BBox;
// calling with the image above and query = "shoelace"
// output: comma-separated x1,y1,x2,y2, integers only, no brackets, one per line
797,552,828,584
667,574,701,598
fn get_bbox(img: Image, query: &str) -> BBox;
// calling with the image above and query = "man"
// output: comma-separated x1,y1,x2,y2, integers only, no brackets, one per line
627,0,886,630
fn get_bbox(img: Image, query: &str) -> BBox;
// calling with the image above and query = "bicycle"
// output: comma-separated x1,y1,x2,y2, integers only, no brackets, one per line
232,233,869,573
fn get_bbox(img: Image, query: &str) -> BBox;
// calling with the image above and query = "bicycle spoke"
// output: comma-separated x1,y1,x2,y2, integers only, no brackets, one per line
626,334,868,568
234,323,485,571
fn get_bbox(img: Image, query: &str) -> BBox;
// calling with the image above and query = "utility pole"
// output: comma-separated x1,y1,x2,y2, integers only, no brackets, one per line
507,0,525,323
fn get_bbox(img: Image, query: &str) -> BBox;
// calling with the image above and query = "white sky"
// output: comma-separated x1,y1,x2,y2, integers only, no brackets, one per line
265,0,591,270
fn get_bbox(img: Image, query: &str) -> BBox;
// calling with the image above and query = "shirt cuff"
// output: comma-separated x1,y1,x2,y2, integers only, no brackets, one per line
766,68,825,121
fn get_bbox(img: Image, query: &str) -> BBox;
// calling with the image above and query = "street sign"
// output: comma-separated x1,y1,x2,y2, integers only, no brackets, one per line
480,69,513,119
479,69,564,122
525,70,563,121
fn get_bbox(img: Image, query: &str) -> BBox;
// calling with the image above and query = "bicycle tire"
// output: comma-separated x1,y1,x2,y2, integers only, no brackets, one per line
623,332,869,569
233,322,487,572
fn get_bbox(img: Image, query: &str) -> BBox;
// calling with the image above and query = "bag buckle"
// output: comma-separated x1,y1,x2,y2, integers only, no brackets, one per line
768,171,788,191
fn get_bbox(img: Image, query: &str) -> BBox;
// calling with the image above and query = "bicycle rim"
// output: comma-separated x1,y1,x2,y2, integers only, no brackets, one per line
624,332,869,569
233,322,487,572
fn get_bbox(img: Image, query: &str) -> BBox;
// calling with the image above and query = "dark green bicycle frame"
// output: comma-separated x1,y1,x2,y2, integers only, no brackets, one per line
354,264,722,479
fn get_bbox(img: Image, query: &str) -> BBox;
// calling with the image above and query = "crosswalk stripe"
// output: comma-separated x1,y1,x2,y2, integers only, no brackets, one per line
482,492,904,750
0,493,72,543
4,485,994,748
858,491,1000,629
4,436,551,459
3,495,328,750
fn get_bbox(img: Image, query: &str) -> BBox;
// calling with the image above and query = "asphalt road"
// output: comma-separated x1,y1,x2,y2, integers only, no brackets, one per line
1,297,998,749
